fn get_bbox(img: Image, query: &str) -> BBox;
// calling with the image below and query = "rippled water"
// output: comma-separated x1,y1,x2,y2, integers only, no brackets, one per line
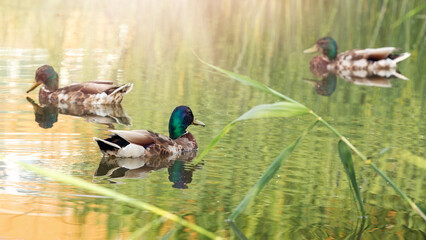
0,1,425,239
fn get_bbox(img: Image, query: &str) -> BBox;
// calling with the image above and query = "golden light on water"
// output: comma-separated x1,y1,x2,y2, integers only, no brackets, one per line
0,0,425,239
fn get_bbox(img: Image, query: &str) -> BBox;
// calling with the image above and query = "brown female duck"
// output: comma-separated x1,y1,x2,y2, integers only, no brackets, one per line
27,65,133,105
303,37,410,79
94,106,205,158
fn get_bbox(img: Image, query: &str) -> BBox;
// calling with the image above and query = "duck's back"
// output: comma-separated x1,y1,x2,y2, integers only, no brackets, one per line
42,81,133,105
328,48,410,76
143,131,198,157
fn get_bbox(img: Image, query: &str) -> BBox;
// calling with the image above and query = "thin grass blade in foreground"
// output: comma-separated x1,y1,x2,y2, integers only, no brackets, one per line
338,140,366,217
227,221,248,240
161,228,176,240
18,162,221,240
192,102,309,165
367,161,426,220
199,59,426,221
227,120,318,221
196,55,304,106
236,102,309,120
127,217,166,240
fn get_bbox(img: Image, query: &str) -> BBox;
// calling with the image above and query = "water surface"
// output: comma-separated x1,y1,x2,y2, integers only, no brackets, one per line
0,1,425,239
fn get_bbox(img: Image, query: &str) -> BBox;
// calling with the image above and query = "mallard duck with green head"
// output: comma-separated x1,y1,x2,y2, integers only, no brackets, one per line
303,37,410,79
94,106,205,158
27,65,133,105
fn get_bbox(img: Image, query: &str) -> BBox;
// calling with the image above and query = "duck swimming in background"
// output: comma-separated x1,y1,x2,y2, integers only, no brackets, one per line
94,106,205,158
303,37,411,80
27,65,133,105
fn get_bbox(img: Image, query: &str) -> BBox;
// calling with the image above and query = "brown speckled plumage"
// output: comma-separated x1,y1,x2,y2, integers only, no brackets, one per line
304,37,411,80
27,65,133,105
309,55,330,77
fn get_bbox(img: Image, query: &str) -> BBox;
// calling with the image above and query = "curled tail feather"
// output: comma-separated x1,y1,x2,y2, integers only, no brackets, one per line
393,72,409,80
111,83,133,96
393,52,410,64
93,137,121,151
104,83,133,104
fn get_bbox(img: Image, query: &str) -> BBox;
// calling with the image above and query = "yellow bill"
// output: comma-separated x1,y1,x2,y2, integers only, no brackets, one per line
303,44,319,54
26,82,41,93
193,118,205,127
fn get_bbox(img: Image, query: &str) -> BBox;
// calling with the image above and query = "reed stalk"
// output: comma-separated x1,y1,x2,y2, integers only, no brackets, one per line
228,120,318,221
18,162,221,240
198,60,426,221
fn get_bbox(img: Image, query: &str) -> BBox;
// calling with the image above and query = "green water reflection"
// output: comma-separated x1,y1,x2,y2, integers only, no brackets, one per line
0,0,425,239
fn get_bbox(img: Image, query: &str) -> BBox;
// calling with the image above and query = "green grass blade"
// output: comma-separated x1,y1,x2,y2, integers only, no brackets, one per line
338,140,366,217
392,2,426,28
228,120,318,221
368,162,426,220
193,121,237,165
199,58,426,221
195,55,268,92
18,162,221,240
197,56,306,106
370,0,389,46
128,217,166,240
161,227,176,240
227,220,248,240
207,62,271,93
236,102,309,121
192,102,309,165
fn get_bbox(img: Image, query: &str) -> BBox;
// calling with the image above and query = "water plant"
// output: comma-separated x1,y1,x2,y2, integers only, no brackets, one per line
193,58,426,225
18,162,221,240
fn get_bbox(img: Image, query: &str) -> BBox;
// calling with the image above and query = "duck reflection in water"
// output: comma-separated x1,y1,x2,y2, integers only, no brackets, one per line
303,70,406,96
303,63,408,96
27,97,132,129
94,151,197,189
303,74,337,96
303,37,410,96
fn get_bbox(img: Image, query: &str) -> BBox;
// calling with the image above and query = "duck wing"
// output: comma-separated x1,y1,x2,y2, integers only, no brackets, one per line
109,130,157,147
353,47,398,60
59,81,120,95
54,81,133,104
111,130,178,157
341,47,408,61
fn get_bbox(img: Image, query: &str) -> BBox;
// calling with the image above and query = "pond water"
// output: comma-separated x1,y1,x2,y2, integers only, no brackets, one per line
0,1,425,239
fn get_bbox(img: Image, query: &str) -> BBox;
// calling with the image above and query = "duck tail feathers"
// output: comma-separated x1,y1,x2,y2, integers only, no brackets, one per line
393,52,411,64
93,137,121,151
393,72,409,80
111,83,133,96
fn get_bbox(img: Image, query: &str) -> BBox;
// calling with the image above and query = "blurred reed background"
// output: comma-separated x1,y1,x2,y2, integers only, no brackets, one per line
0,0,425,239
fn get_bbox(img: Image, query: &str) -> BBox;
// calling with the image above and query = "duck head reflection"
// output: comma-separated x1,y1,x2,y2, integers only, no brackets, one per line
27,97,58,128
94,151,197,189
303,74,337,96
26,97,132,129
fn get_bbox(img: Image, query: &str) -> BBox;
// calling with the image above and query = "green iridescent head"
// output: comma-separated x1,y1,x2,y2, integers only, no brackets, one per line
168,106,205,139
303,37,338,60
27,65,59,93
